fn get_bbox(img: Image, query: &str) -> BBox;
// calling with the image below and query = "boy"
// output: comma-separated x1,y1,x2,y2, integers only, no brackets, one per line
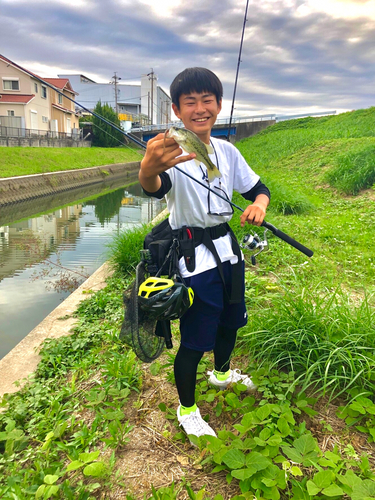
139,67,270,438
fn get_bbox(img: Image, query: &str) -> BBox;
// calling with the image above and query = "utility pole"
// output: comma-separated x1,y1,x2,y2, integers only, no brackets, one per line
111,72,122,115
148,92,150,124
147,68,157,125
165,100,169,123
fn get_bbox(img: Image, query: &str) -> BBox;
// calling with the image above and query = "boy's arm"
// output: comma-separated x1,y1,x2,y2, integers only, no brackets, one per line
139,133,195,193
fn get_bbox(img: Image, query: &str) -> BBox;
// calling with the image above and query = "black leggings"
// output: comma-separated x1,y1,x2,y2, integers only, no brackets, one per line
174,326,237,407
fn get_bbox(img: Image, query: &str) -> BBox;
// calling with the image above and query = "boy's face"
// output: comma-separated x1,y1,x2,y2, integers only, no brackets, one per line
172,92,222,144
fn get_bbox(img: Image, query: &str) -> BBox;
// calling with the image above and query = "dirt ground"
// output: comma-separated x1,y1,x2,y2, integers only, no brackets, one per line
107,350,241,500
94,347,375,500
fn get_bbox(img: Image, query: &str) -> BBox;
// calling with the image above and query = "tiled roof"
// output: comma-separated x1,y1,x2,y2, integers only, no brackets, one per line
0,94,35,104
44,78,77,95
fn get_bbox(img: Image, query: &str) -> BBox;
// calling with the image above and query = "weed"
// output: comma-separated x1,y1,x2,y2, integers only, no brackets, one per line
325,144,375,195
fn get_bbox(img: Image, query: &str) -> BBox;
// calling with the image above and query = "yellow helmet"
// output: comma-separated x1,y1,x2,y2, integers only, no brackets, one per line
138,277,194,320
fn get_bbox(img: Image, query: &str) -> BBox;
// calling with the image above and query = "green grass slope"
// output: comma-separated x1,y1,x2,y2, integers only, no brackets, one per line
0,146,143,178
233,107,375,290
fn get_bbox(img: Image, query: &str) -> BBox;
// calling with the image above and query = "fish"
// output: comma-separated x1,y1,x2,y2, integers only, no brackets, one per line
166,127,221,183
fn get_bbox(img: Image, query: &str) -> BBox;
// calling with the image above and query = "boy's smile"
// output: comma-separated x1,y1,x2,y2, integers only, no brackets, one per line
172,92,222,144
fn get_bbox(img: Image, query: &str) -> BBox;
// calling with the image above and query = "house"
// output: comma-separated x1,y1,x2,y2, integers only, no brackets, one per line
0,54,79,136
59,72,172,126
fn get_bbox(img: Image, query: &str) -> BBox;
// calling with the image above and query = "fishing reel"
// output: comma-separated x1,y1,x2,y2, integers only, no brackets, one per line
240,228,269,265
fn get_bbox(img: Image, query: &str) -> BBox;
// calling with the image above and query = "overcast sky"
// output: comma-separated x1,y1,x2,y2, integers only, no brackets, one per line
1,0,374,118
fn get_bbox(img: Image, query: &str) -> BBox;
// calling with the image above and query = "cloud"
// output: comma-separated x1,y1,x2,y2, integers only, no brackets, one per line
1,0,374,116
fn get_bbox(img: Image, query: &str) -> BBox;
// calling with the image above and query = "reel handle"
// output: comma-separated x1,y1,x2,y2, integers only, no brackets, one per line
261,221,313,258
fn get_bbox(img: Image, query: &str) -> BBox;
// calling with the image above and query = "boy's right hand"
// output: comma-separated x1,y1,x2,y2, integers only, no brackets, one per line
139,133,196,192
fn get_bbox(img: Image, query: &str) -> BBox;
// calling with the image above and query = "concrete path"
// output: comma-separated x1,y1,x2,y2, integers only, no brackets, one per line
0,263,111,398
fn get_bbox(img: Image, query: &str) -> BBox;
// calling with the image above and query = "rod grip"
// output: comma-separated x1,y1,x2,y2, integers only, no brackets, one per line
262,221,314,258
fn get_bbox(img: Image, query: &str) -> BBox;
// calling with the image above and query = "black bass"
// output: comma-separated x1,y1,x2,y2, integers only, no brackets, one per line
167,127,221,183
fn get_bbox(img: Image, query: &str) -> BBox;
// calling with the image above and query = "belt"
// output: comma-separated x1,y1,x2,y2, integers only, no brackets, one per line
173,222,242,304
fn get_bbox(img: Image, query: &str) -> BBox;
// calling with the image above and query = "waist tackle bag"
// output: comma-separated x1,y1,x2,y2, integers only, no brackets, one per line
143,218,174,275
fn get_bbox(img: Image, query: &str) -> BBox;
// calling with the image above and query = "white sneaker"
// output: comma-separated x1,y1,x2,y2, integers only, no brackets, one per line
177,405,216,440
207,369,257,391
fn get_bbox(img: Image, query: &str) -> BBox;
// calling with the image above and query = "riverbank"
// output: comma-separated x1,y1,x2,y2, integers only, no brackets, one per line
0,161,140,206
0,263,111,398
0,146,143,178
1,110,375,499
0,207,167,398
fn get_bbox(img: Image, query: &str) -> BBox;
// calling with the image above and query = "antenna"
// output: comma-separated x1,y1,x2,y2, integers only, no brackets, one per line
227,0,250,142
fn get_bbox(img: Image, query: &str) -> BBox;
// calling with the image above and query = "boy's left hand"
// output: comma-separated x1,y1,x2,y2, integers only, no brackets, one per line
240,200,268,227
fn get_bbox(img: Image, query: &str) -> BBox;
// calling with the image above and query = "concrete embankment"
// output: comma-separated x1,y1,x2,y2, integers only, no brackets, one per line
0,207,169,399
0,161,140,206
0,263,111,398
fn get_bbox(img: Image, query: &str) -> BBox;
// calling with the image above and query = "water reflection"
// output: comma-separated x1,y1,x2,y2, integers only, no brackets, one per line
0,182,165,359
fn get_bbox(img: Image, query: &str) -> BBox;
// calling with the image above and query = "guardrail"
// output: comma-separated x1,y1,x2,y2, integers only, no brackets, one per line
275,111,336,122
0,126,83,140
131,111,336,132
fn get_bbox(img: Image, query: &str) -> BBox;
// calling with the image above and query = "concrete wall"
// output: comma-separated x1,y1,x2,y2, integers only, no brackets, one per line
0,161,140,206
0,136,90,147
234,120,276,142
132,119,276,144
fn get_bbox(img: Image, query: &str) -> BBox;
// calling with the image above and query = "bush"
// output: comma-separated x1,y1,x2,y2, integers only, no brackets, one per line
91,101,124,147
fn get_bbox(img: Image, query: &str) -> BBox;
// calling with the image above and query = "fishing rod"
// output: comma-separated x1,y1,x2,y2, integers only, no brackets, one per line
1,54,147,149
3,54,312,258
227,0,250,142
173,165,313,258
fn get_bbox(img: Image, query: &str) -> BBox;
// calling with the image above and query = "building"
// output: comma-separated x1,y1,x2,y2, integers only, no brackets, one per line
58,71,171,127
0,54,79,137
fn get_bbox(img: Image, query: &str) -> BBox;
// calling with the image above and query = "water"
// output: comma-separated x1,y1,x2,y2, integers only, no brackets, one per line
0,179,165,359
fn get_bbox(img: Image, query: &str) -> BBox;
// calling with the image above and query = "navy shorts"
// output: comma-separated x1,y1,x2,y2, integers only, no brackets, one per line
179,260,247,352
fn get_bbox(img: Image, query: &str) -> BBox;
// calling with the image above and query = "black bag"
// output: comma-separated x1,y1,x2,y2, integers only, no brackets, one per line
143,218,174,275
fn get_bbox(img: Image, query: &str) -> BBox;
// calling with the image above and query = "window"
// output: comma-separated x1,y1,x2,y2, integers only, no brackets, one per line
3,79,19,91
41,85,47,99
34,83,38,93
7,110,15,116
42,116,48,123
58,93,63,105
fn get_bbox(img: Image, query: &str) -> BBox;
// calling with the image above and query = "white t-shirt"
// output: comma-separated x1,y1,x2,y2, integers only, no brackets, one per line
163,137,259,277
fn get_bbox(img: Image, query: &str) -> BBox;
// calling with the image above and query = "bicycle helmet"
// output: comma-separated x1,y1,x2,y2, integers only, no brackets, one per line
138,277,194,321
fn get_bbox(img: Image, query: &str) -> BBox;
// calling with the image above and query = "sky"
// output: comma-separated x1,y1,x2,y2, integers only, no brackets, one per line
1,0,374,119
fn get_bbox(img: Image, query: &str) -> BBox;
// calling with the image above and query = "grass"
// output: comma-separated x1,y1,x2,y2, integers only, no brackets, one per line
324,144,375,195
2,107,375,498
239,277,375,400
231,106,375,401
106,223,152,275
0,146,144,178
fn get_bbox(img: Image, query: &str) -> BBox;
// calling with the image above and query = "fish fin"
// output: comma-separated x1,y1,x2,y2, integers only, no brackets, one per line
193,158,201,167
207,166,222,183
205,143,214,154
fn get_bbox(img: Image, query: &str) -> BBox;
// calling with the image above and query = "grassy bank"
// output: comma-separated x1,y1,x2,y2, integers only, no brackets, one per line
1,108,375,499
0,146,144,178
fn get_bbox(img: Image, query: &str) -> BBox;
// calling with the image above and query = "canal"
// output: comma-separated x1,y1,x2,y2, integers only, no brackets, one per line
0,177,165,360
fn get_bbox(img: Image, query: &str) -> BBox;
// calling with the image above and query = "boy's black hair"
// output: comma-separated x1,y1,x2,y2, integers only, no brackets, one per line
170,67,223,109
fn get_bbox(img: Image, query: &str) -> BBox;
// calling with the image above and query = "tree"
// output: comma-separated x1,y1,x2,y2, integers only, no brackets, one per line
91,101,124,147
